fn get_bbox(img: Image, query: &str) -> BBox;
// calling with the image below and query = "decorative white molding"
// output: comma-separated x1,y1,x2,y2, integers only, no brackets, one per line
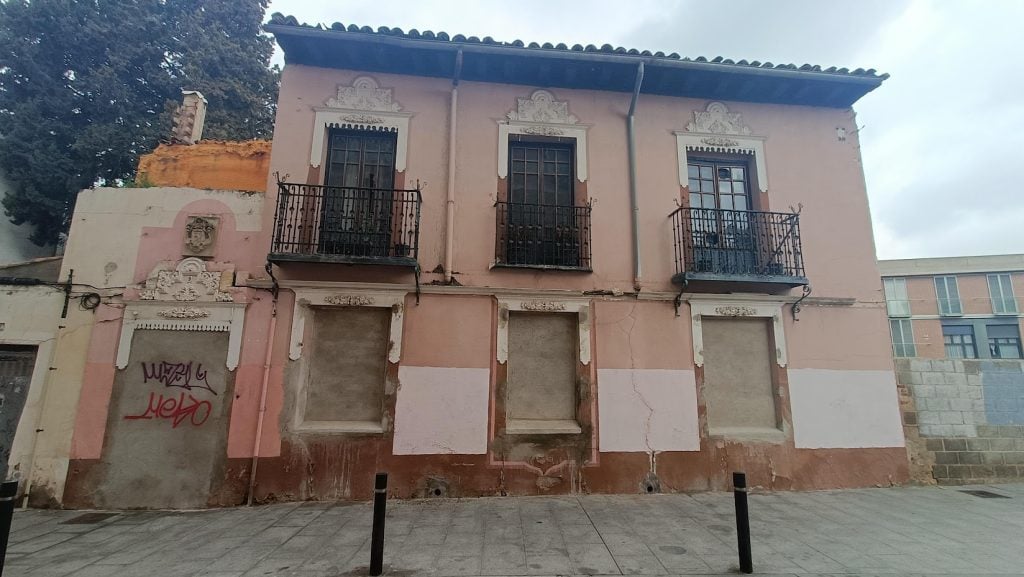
688,299,787,368
326,76,402,111
520,300,567,311
116,303,245,371
522,125,565,136
676,101,767,192
324,295,375,306
508,90,578,124
118,258,243,370
157,307,210,319
675,131,768,193
713,306,757,317
288,288,407,363
498,89,589,182
496,297,591,365
310,76,411,171
139,257,233,303
686,102,751,135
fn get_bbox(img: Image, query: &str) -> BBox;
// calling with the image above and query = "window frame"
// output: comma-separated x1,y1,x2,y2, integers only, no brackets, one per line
987,323,1023,359
934,275,963,316
883,277,911,317
890,318,916,358
987,273,1018,315
942,323,977,359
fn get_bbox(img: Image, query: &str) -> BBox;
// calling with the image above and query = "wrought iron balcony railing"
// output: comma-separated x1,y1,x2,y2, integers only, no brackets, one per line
270,182,422,266
494,201,592,271
669,206,807,286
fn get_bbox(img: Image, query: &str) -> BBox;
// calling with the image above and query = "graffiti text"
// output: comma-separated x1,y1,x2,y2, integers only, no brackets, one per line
142,361,217,395
124,392,212,428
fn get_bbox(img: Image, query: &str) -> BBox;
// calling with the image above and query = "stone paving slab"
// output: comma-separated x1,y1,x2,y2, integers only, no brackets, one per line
2,483,1024,576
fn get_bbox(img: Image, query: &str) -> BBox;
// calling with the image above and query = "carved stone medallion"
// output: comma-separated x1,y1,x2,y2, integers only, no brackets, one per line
184,216,218,256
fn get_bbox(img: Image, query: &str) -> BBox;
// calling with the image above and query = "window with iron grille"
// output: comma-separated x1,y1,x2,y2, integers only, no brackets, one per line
934,276,962,316
883,277,911,317
497,139,590,269
942,324,977,359
988,274,1018,315
988,324,1022,359
890,319,916,358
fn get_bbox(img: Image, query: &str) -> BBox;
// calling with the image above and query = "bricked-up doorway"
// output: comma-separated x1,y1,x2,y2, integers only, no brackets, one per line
94,330,234,508
702,318,779,434
0,345,36,479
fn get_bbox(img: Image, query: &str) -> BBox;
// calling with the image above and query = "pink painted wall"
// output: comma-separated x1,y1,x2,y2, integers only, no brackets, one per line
266,66,883,302
68,193,276,461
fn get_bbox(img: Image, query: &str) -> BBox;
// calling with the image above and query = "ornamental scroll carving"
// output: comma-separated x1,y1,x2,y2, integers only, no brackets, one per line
139,257,232,303
507,90,578,125
700,136,739,148
325,76,402,112
157,307,210,319
342,114,384,124
687,102,752,135
521,301,567,311
522,125,565,136
324,295,375,306
714,306,757,317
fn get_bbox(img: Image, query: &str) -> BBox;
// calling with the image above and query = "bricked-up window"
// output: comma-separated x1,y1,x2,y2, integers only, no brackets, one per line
883,277,911,317
506,312,580,434
304,307,389,428
702,317,779,433
934,275,962,316
890,318,916,358
942,324,977,359
988,324,1023,359
988,273,1018,315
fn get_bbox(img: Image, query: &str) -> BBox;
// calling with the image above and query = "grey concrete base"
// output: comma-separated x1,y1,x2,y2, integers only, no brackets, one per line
4,484,1024,576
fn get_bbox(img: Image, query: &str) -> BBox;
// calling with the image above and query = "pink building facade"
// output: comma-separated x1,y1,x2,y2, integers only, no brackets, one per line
51,17,907,507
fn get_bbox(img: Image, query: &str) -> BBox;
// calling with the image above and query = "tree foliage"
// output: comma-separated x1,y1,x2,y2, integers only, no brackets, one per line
0,0,279,245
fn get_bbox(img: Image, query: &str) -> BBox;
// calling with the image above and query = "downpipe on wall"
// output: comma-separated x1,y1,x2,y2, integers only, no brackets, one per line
443,49,463,284
627,62,645,291
247,263,279,506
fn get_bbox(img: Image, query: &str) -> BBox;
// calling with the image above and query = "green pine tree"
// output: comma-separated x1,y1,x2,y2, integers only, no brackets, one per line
0,0,280,245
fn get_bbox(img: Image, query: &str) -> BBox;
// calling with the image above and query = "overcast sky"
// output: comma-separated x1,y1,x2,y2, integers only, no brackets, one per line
267,0,1024,260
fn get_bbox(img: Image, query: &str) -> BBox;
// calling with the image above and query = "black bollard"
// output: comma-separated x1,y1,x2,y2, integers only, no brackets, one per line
0,480,18,576
369,472,388,576
733,472,752,574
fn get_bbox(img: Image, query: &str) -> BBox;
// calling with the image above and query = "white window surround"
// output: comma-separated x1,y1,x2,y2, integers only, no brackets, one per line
117,258,244,370
495,298,592,366
675,101,768,193
287,288,406,363
688,298,788,368
497,89,590,183
309,76,412,172
288,288,407,434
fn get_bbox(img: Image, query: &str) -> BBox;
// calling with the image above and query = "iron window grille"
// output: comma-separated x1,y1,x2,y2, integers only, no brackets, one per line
270,182,422,264
494,201,592,270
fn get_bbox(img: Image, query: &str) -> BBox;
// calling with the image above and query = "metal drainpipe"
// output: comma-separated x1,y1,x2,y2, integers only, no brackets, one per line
627,62,646,290
247,265,279,506
443,50,463,283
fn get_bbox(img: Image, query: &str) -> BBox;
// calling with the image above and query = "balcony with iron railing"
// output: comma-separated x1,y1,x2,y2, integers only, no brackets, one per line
494,201,592,271
269,182,422,267
669,206,808,290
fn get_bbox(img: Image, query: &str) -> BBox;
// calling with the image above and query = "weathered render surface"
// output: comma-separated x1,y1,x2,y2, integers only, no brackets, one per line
21,24,912,508
136,140,271,193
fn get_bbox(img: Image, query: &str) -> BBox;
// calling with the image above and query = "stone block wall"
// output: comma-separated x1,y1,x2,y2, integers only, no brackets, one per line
897,358,1024,484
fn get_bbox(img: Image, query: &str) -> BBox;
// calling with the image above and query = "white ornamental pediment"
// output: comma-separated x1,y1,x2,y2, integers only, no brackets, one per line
139,257,233,303
325,76,402,112
686,102,752,135
507,90,578,125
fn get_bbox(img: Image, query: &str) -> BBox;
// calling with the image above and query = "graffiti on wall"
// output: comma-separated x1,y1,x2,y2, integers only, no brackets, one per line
125,361,218,428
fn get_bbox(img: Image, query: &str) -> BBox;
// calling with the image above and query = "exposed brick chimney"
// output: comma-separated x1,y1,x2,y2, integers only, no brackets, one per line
171,90,208,144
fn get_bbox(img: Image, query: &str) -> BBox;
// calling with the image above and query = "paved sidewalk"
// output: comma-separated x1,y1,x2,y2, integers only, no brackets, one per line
3,483,1024,577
